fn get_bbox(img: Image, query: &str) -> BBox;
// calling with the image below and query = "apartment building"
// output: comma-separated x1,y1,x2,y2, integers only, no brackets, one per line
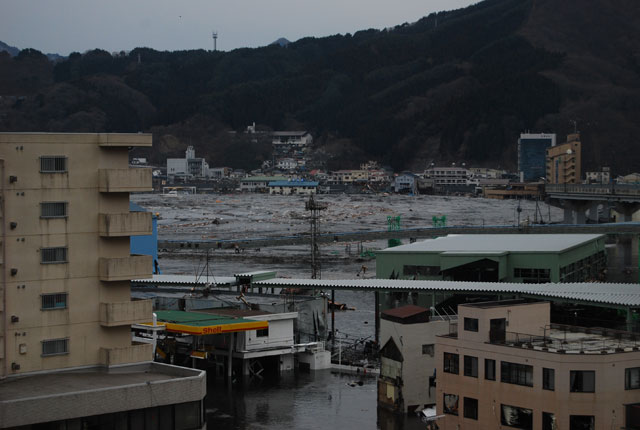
435,300,640,430
0,133,206,429
546,133,582,184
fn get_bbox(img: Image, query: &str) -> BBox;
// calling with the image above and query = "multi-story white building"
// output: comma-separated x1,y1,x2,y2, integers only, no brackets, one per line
0,133,206,429
435,299,640,430
424,166,477,186
167,145,210,179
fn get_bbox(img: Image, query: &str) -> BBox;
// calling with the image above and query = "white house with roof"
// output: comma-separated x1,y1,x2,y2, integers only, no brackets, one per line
268,179,318,195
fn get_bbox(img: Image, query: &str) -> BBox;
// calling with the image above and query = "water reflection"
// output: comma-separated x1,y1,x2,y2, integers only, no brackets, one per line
206,370,424,430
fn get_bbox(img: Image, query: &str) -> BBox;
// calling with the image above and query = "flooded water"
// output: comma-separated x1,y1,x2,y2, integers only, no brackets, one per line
206,370,425,430
130,193,597,429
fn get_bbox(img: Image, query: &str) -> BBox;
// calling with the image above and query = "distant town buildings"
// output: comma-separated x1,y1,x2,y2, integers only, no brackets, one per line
546,133,582,184
518,133,556,182
585,167,610,184
268,179,318,195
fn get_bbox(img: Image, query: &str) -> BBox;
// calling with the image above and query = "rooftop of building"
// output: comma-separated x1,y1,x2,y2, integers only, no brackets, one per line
268,180,319,187
377,233,603,253
154,310,268,335
0,362,198,402
498,324,640,354
381,305,430,324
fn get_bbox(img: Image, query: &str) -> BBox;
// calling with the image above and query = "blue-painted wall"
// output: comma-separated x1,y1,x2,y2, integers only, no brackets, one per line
130,202,160,274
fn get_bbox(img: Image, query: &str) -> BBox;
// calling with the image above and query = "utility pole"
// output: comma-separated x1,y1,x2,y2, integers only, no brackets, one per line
212,31,218,51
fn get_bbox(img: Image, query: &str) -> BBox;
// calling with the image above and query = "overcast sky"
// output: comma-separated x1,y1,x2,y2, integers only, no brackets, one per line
1,0,477,55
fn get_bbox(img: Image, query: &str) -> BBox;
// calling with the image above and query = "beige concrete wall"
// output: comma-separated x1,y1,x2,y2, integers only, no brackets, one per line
100,300,153,327
380,318,450,411
458,302,550,343
436,328,640,429
0,133,153,377
100,342,153,366
99,212,152,236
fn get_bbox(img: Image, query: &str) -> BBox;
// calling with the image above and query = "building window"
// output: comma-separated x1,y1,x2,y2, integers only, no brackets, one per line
41,247,68,264
443,352,459,374
40,202,68,218
40,156,67,173
542,412,557,430
422,344,434,356
501,404,533,429
464,317,478,332
41,293,67,310
42,338,69,356
625,403,640,429
501,361,533,387
570,370,595,393
443,394,459,415
569,415,594,430
463,397,478,420
256,328,269,338
626,367,640,390
543,368,555,391
464,356,478,378
485,359,496,380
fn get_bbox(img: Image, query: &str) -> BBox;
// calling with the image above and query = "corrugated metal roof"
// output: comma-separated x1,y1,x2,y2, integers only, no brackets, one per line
234,270,276,278
254,278,640,307
133,274,236,286
377,234,603,253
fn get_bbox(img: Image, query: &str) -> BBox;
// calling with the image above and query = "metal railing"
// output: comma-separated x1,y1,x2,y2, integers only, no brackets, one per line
494,324,640,353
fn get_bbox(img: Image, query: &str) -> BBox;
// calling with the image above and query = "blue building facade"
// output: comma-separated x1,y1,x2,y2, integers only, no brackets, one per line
130,202,160,274
517,133,556,182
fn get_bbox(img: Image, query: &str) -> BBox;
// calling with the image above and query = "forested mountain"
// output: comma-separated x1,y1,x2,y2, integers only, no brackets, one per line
1,0,639,172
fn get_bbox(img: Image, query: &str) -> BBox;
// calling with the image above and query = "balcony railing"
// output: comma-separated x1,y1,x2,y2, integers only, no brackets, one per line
99,212,152,237
99,168,152,193
100,300,152,327
99,255,152,281
100,342,153,365
491,324,640,353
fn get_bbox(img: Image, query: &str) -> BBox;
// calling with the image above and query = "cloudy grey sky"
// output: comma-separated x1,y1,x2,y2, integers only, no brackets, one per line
1,0,477,55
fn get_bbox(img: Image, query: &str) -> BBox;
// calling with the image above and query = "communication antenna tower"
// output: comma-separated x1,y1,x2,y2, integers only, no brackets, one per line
212,31,218,51
305,195,327,279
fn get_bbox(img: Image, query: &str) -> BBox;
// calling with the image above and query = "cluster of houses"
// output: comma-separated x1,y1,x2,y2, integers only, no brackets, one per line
155,130,640,197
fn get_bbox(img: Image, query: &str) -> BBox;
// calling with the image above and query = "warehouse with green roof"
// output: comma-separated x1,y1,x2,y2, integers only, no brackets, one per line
376,234,607,283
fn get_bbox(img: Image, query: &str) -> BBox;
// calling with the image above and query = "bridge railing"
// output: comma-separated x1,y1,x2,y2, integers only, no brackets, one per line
545,183,640,196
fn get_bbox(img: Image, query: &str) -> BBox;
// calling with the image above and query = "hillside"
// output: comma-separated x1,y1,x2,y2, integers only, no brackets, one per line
0,0,638,173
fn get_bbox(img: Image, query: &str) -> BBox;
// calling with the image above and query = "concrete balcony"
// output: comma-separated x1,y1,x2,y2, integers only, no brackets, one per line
97,133,152,147
99,255,152,281
99,212,152,237
99,168,152,193
100,342,153,366
100,300,152,327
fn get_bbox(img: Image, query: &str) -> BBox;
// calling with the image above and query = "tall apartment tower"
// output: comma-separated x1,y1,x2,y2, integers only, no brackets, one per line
546,133,582,184
517,133,556,182
0,133,206,429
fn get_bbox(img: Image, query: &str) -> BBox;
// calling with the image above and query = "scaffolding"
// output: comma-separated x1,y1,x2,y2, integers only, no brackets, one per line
305,195,327,279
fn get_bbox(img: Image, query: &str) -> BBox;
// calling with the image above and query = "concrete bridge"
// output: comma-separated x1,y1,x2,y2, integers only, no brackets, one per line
545,183,640,224
158,222,640,251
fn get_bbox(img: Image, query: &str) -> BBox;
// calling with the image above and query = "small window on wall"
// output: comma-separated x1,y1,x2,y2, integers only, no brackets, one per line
626,367,640,390
41,247,68,264
485,359,496,380
40,156,67,172
256,328,269,338
501,404,533,430
464,356,478,378
569,415,594,430
463,397,478,420
464,317,478,332
422,344,434,356
542,412,557,430
41,202,68,218
443,394,459,415
570,370,595,393
443,352,459,374
42,338,69,356
543,368,555,391
41,293,67,310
